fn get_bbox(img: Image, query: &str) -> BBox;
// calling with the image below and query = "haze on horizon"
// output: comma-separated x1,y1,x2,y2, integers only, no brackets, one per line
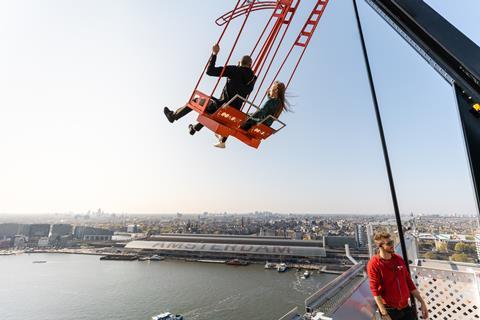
1,0,479,216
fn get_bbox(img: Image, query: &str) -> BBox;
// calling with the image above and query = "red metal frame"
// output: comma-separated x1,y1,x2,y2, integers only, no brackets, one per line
256,0,330,107
184,0,330,148
196,110,275,149
250,0,301,106
193,92,282,148
215,1,279,26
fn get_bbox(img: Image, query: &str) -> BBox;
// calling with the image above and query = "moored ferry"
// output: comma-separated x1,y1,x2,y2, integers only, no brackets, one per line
225,258,249,266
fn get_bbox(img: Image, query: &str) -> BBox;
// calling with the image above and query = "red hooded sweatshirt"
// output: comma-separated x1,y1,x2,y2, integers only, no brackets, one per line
367,253,416,309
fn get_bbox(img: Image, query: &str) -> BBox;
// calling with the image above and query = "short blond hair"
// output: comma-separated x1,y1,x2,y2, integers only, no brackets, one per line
374,231,391,246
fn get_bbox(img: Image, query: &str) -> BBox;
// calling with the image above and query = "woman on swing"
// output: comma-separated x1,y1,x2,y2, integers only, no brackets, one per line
214,80,289,148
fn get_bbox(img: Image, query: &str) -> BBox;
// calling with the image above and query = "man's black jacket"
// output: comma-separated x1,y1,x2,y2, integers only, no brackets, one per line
206,54,256,110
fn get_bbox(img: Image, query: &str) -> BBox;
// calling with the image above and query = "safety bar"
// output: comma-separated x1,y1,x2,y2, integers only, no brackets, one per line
221,93,287,133
188,90,213,114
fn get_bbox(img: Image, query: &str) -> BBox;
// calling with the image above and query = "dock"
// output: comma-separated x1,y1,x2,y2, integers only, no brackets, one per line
100,254,138,261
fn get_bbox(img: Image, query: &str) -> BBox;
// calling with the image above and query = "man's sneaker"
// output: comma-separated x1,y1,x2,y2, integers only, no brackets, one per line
214,141,226,149
188,124,196,136
163,107,175,123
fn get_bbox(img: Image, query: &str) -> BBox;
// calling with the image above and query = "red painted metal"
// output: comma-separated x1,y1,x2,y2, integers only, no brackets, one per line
286,0,329,88
183,0,330,148
210,0,256,98
188,90,211,114
250,0,301,106
188,0,243,112
256,0,329,108
196,107,262,149
215,1,279,26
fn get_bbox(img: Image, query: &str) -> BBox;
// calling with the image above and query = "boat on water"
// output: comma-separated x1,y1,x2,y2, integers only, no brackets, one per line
32,260,47,264
149,254,165,261
301,271,310,279
264,261,273,269
196,259,225,264
277,263,287,272
151,312,183,320
225,259,249,266
100,255,138,261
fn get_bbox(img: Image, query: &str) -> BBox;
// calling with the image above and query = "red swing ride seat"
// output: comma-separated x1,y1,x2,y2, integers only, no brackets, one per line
189,91,285,148
185,0,330,148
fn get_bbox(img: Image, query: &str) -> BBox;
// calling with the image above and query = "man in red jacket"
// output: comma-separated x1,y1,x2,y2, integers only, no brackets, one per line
367,231,428,320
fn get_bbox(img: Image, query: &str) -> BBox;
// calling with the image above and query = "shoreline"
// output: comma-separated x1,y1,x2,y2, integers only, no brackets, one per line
0,249,349,273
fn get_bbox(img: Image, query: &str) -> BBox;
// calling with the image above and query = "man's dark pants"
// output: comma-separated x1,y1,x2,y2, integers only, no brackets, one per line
173,98,220,131
385,306,416,320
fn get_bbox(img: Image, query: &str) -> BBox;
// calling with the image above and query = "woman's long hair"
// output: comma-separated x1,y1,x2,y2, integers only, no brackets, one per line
272,81,290,118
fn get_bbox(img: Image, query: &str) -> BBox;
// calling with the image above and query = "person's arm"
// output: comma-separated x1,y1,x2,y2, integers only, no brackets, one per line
205,44,234,78
367,261,391,319
411,289,429,319
373,296,392,320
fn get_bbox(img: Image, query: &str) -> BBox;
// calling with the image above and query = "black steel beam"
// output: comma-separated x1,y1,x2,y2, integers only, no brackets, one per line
365,0,480,216
454,83,480,212
366,0,480,102
394,0,480,88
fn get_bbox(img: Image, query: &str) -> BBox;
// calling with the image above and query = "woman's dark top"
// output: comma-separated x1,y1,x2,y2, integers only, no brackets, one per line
241,98,282,130
251,98,282,126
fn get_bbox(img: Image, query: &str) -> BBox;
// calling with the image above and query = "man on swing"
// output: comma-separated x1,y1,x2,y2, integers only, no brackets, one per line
163,44,257,138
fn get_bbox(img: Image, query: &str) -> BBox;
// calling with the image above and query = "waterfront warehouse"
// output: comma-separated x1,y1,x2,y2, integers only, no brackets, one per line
125,235,326,262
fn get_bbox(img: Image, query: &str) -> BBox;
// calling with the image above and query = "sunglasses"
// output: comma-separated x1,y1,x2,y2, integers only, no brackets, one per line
381,240,395,247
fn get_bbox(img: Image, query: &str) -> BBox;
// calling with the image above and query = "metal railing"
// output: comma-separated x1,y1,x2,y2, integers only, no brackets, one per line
305,263,365,312
224,93,287,133
277,307,302,320
411,263,480,320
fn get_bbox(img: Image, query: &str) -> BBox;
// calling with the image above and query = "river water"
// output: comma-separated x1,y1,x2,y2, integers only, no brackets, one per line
0,253,337,320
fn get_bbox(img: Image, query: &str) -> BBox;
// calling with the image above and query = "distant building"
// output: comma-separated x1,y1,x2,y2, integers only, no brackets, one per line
325,236,357,249
51,224,73,237
475,233,480,262
294,229,303,240
0,223,30,237
126,234,326,262
127,224,138,233
73,226,113,241
0,223,22,238
112,232,146,241
29,224,50,238
0,239,11,249
38,237,49,247
259,228,276,237
112,232,132,241
354,224,368,248
83,234,112,241
17,224,30,236
13,235,27,249
49,224,73,246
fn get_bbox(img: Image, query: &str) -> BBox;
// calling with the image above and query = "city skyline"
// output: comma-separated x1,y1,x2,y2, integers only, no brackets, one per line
1,0,479,215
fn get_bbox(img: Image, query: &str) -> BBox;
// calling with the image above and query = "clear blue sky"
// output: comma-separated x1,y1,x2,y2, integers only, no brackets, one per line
0,0,479,215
